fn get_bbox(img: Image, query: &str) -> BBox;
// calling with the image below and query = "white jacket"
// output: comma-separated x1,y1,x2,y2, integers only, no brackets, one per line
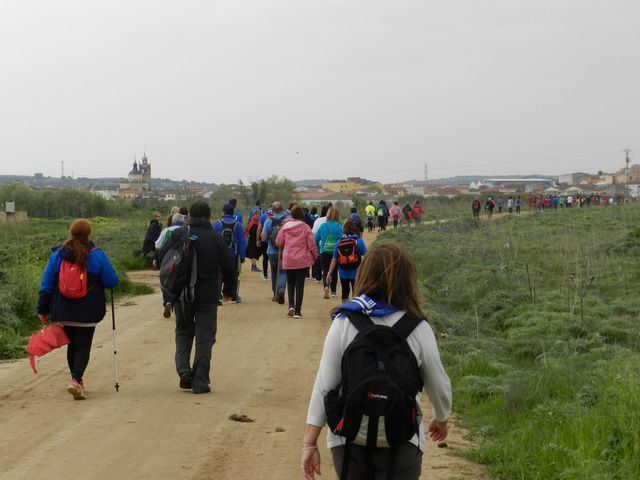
306,311,452,451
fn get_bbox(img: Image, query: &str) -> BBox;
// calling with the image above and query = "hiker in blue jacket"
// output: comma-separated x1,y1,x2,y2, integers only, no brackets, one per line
37,218,119,400
228,198,244,226
260,201,288,304
213,204,246,303
314,208,342,299
326,219,368,302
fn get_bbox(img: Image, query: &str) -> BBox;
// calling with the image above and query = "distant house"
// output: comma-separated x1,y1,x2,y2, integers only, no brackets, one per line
118,188,142,199
161,192,177,202
627,182,640,198
323,179,382,195
405,185,427,196
298,191,353,206
559,172,590,185
90,187,119,200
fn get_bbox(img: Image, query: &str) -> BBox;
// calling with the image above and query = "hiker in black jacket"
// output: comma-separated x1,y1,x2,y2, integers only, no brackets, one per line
157,200,237,394
142,212,162,256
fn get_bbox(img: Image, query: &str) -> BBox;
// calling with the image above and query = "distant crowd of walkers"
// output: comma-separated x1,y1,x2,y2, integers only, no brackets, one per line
471,192,624,219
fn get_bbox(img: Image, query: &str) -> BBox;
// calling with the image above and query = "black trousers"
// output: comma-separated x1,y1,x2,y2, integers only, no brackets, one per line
320,252,338,293
63,325,96,382
340,277,355,301
218,257,239,300
286,268,307,314
174,302,218,390
261,243,269,274
312,257,322,281
331,444,422,480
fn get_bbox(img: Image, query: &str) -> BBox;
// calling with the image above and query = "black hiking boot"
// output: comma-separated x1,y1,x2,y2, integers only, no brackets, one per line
192,385,211,394
179,373,192,390
277,291,285,304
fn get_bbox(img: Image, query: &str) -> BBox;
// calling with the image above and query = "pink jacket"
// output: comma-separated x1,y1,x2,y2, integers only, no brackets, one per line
275,219,318,270
389,204,401,220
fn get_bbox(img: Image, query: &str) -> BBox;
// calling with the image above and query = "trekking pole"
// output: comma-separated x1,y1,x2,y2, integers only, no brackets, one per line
275,248,283,299
110,289,120,392
236,258,243,299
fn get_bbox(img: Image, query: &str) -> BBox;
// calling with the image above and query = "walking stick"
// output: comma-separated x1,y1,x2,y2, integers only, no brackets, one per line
110,289,120,392
236,258,243,298
275,248,283,299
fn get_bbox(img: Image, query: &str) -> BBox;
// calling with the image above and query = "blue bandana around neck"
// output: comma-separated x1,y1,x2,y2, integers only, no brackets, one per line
335,294,399,318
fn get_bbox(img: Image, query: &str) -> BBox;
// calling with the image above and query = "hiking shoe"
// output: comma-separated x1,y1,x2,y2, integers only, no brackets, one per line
331,292,337,298
287,307,295,317
272,295,277,302
262,274,269,281
232,296,242,304
179,373,192,390
277,291,285,304
294,312,302,319
67,379,85,400
163,303,173,318
324,287,330,299
192,386,211,394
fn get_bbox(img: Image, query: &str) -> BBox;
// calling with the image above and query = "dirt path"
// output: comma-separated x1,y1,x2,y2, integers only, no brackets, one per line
0,230,487,480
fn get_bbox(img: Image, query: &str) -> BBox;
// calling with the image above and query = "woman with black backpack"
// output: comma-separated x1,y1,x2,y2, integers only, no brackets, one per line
301,243,451,480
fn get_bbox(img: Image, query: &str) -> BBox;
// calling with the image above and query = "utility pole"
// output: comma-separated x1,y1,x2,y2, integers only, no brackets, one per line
424,163,428,182
624,149,632,202
61,160,64,179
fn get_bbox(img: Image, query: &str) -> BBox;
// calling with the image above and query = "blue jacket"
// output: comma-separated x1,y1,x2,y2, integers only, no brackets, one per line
315,221,343,254
213,214,247,260
37,245,119,324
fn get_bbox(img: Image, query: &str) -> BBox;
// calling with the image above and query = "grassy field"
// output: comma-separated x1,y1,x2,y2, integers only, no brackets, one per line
380,205,640,479
0,217,154,359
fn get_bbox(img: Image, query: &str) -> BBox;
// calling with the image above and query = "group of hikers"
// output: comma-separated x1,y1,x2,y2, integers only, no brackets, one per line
472,195,522,218
472,192,626,218
364,199,424,231
36,197,451,480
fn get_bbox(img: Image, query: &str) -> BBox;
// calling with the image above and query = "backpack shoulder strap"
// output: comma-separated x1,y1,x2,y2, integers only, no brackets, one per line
391,314,424,339
343,311,375,332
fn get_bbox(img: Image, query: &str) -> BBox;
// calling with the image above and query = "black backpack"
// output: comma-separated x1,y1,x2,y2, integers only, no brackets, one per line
324,311,424,480
269,217,283,245
159,227,197,303
220,220,237,251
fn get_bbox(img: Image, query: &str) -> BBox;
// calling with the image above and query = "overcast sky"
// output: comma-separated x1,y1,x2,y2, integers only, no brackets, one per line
0,0,638,184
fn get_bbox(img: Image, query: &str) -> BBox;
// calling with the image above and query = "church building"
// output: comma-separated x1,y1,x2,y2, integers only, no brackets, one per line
119,153,152,191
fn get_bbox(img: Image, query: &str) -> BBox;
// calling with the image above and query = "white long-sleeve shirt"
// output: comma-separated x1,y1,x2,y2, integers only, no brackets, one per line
312,216,327,234
306,311,452,451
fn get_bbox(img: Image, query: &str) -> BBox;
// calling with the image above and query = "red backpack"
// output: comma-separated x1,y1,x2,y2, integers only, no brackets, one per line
337,237,361,271
58,249,96,299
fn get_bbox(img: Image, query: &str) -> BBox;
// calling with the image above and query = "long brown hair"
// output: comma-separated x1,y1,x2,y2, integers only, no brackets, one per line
63,219,92,267
326,208,340,222
353,243,426,319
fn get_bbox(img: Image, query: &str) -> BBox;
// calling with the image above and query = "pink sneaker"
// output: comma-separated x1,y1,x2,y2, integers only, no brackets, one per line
67,379,86,400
